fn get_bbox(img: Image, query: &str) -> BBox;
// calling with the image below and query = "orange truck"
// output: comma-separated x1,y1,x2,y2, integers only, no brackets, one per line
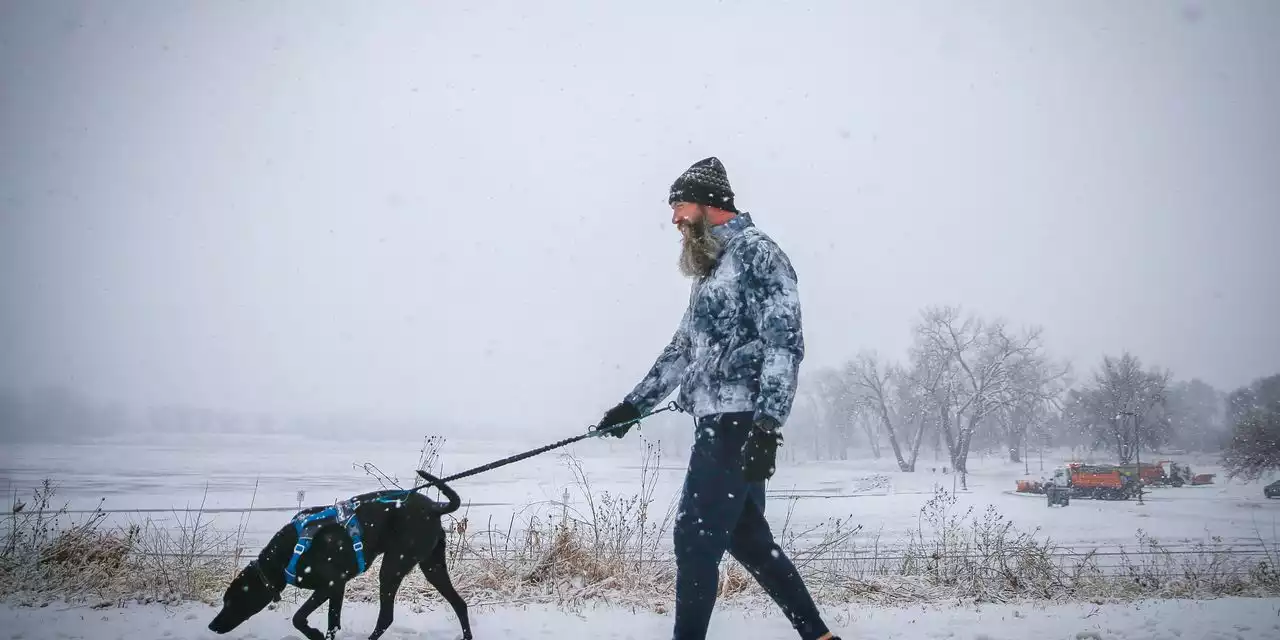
1048,463,1140,500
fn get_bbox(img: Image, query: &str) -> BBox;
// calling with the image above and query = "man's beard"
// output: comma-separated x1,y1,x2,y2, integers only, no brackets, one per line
678,215,722,279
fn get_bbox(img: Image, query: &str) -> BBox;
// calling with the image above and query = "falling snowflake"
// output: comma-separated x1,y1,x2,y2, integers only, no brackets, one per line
727,493,735,498
770,549,780,558
305,566,312,574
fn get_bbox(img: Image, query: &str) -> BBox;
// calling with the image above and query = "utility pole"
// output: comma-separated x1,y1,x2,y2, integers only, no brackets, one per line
1024,430,1030,475
1039,433,1044,472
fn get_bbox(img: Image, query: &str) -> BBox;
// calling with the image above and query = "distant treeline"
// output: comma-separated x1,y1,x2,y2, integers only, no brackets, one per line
0,386,440,444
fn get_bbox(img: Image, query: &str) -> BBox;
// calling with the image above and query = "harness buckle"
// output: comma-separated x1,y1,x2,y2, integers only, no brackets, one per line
293,543,307,555
352,541,364,552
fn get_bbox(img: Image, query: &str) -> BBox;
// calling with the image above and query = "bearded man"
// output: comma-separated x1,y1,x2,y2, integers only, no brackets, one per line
597,157,839,640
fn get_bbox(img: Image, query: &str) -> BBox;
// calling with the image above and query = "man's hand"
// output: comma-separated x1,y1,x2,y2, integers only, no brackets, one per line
744,416,783,481
597,401,641,438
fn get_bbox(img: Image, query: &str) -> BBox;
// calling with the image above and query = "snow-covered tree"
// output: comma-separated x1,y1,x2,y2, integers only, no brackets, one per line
1222,374,1280,481
911,306,1051,480
1163,378,1225,452
847,352,926,471
1064,352,1170,464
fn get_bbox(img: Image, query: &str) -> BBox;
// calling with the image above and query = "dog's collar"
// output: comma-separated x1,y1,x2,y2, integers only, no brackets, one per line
249,560,283,602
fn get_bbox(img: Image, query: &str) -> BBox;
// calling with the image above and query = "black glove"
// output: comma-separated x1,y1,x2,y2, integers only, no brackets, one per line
597,401,641,439
743,416,783,481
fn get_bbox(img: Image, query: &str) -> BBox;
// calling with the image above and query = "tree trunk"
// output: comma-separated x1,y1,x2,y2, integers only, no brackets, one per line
940,403,959,469
876,404,911,471
1007,426,1022,463
905,415,929,472
859,414,881,459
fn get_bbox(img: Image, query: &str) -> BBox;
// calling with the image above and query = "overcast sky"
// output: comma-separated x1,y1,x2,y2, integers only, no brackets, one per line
1,1,1277,434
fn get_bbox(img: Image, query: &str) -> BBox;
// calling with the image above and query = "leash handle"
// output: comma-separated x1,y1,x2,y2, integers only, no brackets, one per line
586,400,682,438
408,401,682,492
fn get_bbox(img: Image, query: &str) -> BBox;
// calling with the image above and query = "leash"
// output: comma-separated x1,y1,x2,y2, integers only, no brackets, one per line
263,403,683,591
407,401,683,493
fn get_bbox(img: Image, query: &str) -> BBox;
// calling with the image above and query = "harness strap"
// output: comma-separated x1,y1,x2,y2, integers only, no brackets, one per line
344,510,367,574
283,497,380,585
284,507,334,585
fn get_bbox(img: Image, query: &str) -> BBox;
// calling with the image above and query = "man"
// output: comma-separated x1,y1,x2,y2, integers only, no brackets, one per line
597,157,839,640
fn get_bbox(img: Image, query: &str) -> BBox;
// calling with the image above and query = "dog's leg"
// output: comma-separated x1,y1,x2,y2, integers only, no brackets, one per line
420,540,472,640
368,560,410,640
325,585,345,639
292,590,330,640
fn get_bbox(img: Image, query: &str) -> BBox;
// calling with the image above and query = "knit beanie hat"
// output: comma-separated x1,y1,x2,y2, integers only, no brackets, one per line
668,157,737,213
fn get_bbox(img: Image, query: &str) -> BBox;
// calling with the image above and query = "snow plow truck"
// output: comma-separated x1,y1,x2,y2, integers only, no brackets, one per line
1040,463,1142,500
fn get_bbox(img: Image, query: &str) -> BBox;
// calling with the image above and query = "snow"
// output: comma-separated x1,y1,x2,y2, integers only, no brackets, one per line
3,598,1278,640
3,432,1276,554
4,433,1279,638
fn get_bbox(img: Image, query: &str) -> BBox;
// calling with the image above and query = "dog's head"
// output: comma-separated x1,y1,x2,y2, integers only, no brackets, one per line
208,560,281,634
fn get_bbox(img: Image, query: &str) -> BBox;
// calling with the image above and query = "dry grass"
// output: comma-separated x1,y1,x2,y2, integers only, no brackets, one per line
4,447,1279,611
1,479,243,606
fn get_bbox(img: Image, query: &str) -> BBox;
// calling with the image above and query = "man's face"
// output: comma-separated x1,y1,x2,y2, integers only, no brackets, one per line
671,201,704,226
674,202,720,279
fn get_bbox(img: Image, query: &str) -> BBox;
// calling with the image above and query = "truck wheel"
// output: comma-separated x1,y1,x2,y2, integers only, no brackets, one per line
1172,479,1184,488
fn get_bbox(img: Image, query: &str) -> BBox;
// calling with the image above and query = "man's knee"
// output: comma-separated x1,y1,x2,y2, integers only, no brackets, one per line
674,510,727,561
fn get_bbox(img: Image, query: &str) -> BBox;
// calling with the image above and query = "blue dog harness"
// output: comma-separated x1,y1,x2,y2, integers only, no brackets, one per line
283,490,409,586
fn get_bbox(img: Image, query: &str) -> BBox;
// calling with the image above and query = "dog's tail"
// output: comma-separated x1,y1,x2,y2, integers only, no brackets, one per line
414,470,462,515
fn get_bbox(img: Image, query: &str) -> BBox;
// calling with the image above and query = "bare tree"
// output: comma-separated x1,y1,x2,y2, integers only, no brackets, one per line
1064,352,1170,464
1164,378,1225,452
794,366,872,461
1221,373,1280,480
1222,410,1280,481
992,349,1070,463
911,306,1050,482
848,352,912,470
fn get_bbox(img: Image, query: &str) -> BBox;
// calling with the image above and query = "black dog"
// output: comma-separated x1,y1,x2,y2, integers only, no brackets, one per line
209,472,471,640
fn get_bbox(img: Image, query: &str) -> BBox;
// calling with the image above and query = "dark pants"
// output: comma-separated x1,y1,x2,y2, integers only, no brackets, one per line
672,412,829,640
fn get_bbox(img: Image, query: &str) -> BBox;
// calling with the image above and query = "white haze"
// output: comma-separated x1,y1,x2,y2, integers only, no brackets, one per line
1,1,1278,438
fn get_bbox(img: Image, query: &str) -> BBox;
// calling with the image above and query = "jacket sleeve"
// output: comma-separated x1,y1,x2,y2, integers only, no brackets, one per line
624,296,692,414
747,243,805,426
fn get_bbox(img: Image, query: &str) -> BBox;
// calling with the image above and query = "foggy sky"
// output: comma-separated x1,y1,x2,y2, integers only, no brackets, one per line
2,1,1278,435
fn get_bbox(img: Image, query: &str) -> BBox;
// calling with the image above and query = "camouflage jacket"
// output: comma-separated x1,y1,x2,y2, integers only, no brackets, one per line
625,213,805,427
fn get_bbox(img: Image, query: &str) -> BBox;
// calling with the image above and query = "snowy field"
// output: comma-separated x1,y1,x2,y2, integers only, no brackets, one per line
3,597,1278,640
3,429,1278,557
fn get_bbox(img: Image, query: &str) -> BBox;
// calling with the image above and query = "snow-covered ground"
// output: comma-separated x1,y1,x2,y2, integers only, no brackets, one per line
3,597,1278,640
2,430,1276,555
4,432,1279,638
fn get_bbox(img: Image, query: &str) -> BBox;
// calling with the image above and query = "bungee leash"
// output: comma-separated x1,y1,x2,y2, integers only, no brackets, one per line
407,401,683,492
